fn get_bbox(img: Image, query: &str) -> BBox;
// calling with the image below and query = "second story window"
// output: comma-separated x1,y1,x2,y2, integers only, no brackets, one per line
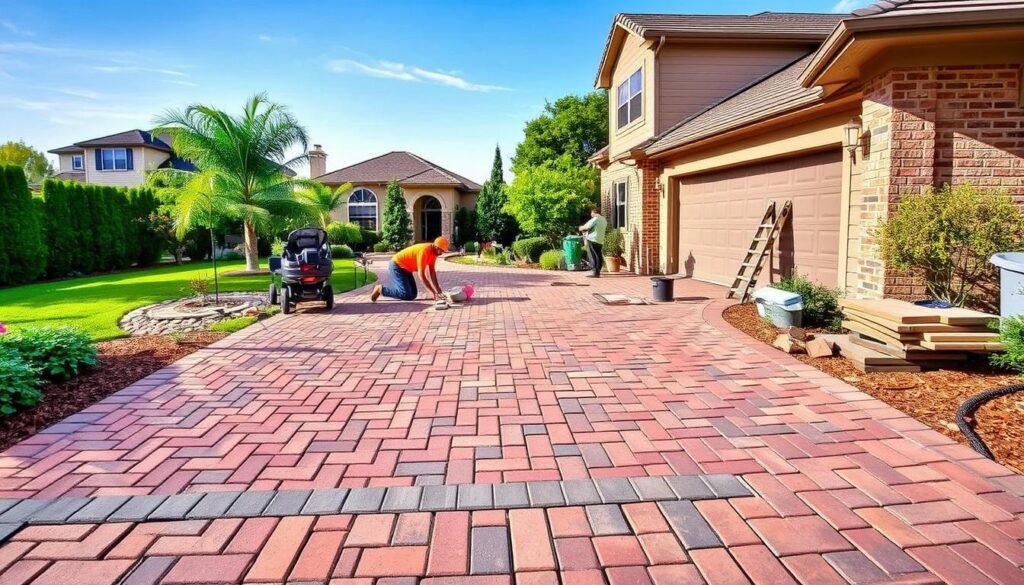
616,68,642,129
98,148,132,171
71,154,83,170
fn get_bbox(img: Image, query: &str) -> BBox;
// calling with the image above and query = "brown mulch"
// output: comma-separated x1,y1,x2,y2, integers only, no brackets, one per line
723,302,1024,473
0,332,227,452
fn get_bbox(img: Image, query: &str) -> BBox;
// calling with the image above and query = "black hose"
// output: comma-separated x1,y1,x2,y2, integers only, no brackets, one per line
955,383,1024,459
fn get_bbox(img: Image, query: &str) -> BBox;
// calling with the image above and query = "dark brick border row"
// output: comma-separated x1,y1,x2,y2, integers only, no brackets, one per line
0,474,750,542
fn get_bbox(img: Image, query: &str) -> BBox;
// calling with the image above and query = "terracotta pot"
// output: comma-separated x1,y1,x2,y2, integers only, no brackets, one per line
604,256,621,272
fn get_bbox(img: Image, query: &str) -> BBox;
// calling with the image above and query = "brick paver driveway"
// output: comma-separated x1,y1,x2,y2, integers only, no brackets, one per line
0,259,1022,584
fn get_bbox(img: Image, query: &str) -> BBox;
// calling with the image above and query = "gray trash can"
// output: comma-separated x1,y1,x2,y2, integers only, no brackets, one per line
991,252,1024,317
752,287,803,328
651,277,674,302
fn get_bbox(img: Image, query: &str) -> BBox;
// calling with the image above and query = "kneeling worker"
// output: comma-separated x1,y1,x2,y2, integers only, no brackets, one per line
371,237,449,302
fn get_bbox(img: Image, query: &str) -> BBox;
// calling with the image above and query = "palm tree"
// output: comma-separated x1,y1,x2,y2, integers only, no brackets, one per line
153,93,310,271
298,181,352,228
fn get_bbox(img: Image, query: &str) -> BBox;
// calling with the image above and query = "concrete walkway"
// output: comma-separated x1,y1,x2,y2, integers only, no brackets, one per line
0,258,1021,584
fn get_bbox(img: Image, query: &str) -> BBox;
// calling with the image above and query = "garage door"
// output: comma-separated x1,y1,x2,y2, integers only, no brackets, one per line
678,150,842,287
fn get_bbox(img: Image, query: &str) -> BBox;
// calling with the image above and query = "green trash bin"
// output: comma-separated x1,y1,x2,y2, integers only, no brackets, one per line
563,235,584,271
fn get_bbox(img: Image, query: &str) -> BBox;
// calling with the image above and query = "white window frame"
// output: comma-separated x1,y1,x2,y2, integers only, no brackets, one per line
616,68,643,130
613,181,628,229
71,154,84,170
99,147,128,171
347,187,379,231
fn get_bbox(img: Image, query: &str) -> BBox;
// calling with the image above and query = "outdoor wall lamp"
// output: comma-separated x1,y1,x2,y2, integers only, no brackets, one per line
844,118,862,152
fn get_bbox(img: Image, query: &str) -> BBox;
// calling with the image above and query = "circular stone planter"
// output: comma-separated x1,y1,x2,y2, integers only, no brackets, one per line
120,293,269,335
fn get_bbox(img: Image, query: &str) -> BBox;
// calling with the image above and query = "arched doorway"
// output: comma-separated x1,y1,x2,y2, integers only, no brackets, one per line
418,196,442,241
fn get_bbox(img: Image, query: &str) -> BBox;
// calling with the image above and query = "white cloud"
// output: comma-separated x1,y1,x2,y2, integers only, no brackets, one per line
92,65,188,77
57,88,102,100
0,20,34,36
163,79,198,87
0,97,154,125
325,58,508,92
831,0,872,13
257,34,297,46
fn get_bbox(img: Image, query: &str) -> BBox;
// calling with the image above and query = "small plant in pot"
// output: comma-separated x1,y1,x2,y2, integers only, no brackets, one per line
603,228,625,273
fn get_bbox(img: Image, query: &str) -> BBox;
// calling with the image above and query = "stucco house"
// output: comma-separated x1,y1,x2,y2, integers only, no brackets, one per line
592,0,1024,300
48,129,196,187
310,148,480,243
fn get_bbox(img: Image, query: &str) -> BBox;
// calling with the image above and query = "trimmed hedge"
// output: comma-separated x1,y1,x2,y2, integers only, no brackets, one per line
0,165,47,285
511,236,548,263
331,244,354,259
539,249,563,270
40,179,162,279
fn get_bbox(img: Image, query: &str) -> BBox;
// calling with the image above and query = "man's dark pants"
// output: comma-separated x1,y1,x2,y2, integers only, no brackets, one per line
382,261,417,300
586,240,603,277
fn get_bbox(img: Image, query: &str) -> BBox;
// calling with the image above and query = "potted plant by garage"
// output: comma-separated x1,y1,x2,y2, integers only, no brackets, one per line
603,228,625,273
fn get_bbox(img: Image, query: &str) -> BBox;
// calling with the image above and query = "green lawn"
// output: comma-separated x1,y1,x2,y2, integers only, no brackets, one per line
0,259,375,340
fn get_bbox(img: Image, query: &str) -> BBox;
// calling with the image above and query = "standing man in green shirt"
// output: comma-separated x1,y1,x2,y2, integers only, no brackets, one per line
578,206,608,278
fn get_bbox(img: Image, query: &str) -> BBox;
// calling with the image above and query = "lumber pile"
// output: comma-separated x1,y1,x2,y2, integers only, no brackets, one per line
837,298,1003,372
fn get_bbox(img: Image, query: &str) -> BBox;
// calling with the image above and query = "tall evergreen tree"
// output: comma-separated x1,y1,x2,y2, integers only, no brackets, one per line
380,180,411,251
43,180,76,278
476,146,518,245
0,165,46,284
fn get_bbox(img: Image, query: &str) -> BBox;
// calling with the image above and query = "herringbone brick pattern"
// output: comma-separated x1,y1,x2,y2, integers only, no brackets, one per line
0,260,1021,584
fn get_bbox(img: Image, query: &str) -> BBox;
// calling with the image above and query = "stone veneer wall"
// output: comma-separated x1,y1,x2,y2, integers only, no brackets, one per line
852,64,1024,300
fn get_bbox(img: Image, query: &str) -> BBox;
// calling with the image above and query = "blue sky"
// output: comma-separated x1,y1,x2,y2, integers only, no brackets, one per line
0,0,871,182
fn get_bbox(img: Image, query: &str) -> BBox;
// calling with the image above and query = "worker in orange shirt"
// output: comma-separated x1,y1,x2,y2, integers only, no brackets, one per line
371,237,449,302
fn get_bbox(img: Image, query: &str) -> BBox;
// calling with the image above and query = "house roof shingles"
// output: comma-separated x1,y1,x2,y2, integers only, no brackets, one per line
645,53,823,156
615,12,845,38
49,129,173,154
316,151,481,191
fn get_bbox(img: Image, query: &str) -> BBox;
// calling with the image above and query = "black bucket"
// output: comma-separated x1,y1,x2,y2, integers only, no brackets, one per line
650,276,674,302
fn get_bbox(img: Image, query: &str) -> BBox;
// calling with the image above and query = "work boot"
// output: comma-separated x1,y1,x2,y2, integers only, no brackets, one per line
370,284,382,302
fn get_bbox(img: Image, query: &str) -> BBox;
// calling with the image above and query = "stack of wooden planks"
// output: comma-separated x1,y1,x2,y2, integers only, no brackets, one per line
837,298,1003,372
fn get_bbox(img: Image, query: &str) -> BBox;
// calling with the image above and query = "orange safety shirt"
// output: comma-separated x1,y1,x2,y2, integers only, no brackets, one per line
393,243,438,273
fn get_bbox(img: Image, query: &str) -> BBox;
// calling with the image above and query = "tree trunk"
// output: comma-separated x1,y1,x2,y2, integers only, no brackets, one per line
243,220,260,271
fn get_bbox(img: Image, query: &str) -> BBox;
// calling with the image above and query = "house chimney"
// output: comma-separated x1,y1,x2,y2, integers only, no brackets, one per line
309,144,327,179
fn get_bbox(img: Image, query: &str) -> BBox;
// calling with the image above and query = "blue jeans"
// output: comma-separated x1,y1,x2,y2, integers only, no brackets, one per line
382,261,417,300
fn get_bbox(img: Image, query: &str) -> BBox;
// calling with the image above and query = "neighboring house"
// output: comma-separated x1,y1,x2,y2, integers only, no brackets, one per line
48,129,194,187
592,1,1024,300
310,147,480,243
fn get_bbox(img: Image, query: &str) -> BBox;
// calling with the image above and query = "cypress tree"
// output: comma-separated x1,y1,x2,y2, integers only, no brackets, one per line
69,182,94,274
476,145,518,245
109,188,129,268
0,165,46,284
43,180,75,278
0,166,10,284
380,180,411,251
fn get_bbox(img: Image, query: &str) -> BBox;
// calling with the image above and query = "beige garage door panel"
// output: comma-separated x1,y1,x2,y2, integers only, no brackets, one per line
678,150,842,287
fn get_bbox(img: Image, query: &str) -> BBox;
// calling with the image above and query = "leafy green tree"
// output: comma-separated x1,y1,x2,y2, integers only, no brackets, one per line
380,180,411,251
504,155,599,245
153,93,312,271
0,140,53,184
454,206,477,245
0,165,46,285
511,92,608,175
877,182,1024,306
299,181,353,228
476,145,517,245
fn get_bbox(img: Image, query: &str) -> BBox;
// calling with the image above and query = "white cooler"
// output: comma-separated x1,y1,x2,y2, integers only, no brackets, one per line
752,287,803,328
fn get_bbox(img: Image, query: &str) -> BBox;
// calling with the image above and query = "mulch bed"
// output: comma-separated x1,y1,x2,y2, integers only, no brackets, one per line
0,332,227,452
723,302,1024,473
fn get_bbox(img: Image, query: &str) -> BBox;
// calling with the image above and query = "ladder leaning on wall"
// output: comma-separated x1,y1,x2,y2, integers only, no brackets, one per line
727,200,792,303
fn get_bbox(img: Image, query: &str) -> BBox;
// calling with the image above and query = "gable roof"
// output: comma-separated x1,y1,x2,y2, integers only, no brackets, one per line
645,53,823,156
851,0,1024,17
49,129,173,154
316,151,481,191
596,12,844,87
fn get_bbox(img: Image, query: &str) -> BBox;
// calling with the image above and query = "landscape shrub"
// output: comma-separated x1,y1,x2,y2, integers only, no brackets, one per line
877,183,1024,306
373,242,390,253
603,228,624,258
380,180,411,251
0,350,43,415
208,316,257,333
495,249,514,265
539,250,563,270
454,206,478,245
38,180,162,278
511,236,548,263
0,326,98,382
0,165,47,285
327,222,363,247
482,245,498,257
463,241,479,254
991,315,1024,373
359,228,380,250
331,244,354,259
271,240,285,256
773,273,842,331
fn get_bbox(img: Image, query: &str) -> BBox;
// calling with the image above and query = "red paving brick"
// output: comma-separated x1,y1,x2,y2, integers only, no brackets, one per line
0,263,1022,584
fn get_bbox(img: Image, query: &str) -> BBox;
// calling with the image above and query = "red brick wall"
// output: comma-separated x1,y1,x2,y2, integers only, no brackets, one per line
600,159,663,275
857,64,1023,300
